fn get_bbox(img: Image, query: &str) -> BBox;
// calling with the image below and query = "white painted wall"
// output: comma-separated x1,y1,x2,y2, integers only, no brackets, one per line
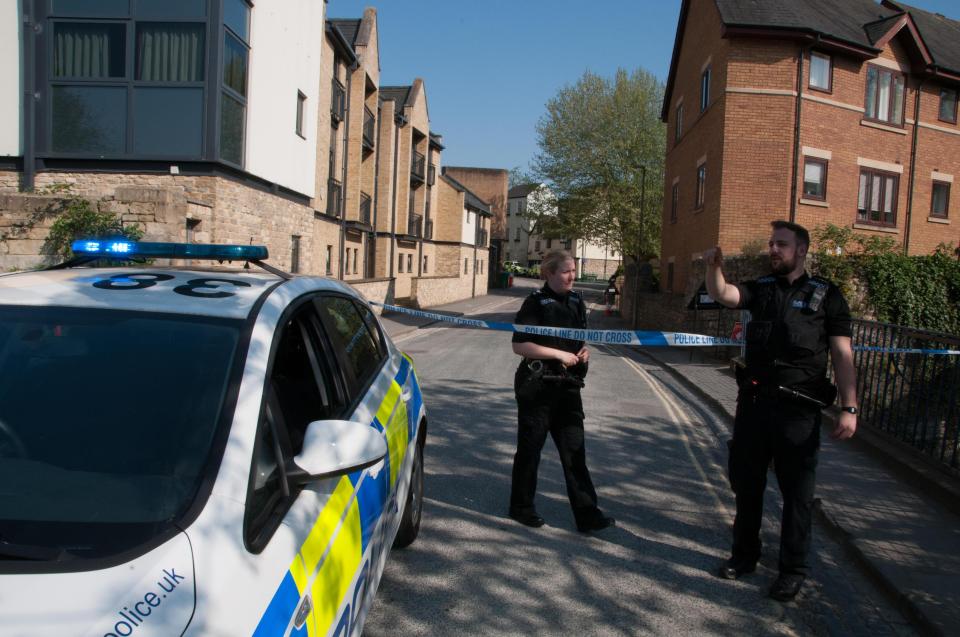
245,0,324,197
461,206,477,245
0,1,22,156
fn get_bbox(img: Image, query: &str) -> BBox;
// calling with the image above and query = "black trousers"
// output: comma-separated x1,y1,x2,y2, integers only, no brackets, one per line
510,383,603,525
728,394,820,575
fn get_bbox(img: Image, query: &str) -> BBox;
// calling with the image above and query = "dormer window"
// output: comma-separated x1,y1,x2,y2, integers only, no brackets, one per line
865,65,905,126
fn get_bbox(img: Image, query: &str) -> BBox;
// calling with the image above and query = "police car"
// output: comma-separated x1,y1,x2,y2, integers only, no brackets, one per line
0,240,427,636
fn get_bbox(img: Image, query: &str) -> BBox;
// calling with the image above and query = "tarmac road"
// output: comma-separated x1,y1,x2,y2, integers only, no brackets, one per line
363,281,917,636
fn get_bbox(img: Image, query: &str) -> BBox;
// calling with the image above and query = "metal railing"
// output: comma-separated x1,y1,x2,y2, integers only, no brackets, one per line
477,228,488,247
424,219,434,239
411,151,425,181
331,78,346,123
408,213,422,237
850,319,960,469
362,106,375,150
359,192,372,225
326,178,342,217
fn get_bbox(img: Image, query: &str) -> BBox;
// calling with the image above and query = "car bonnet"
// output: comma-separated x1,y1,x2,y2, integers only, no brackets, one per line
0,531,195,637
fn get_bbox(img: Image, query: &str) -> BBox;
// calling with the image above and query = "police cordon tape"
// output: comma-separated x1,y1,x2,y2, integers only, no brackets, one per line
371,302,960,355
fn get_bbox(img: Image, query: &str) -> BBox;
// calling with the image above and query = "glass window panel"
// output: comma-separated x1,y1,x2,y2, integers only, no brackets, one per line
220,92,244,165
224,33,247,96
940,89,958,122
870,175,882,214
133,87,202,156
810,54,830,89
136,23,205,82
858,173,868,210
52,0,129,17
878,71,891,121
134,0,207,19
865,68,878,118
883,177,895,213
52,86,126,154
53,23,126,78
803,160,824,197
932,183,949,216
892,76,904,124
224,0,250,42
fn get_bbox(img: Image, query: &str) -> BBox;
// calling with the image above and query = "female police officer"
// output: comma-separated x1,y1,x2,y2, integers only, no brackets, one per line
508,250,615,532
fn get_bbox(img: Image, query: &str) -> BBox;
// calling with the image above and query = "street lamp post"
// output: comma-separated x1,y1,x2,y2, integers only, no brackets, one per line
631,165,647,328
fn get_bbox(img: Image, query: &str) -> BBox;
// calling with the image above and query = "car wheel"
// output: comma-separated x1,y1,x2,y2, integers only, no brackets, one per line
393,433,424,548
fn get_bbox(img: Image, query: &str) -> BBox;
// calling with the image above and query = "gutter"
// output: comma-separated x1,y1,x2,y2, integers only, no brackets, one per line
790,39,814,222
338,62,354,280
371,101,382,278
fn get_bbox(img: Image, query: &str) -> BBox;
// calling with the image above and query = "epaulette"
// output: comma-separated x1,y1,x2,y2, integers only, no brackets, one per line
756,276,776,284
809,276,830,288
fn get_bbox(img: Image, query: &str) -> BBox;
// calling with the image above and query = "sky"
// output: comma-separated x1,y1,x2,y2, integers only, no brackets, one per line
327,0,960,173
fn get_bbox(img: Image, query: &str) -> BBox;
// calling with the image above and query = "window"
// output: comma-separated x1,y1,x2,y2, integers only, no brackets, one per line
865,65,905,125
675,103,683,143
423,256,428,273
353,248,359,274
185,218,200,242
317,296,385,397
695,164,706,209
296,91,306,137
547,239,552,249
515,228,521,241
534,240,541,251
931,181,950,218
398,254,403,273
670,182,679,224
221,0,250,166
344,248,350,274
480,260,484,274
406,254,412,273
802,158,828,200
290,235,300,274
809,52,832,92
246,301,342,550
940,88,958,124
858,169,899,227
325,245,333,275
53,23,126,79
464,258,468,274
700,67,711,112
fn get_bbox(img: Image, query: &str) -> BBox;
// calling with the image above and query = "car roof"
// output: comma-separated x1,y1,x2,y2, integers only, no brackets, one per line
0,267,349,320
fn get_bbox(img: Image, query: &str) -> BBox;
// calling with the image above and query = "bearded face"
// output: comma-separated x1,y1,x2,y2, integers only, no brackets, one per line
768,228,806,276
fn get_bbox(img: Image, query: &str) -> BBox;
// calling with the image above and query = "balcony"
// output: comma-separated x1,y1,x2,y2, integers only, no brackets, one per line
331,78,346,124
408,213,423,237
424,219,434,239
359,191,372,225
362,106,375,151
477,228,489,247
411,151,426,183
326,178,342,217
427,164,436,186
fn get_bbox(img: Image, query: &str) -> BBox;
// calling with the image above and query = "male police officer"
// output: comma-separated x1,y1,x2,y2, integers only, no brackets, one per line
704,220,857,601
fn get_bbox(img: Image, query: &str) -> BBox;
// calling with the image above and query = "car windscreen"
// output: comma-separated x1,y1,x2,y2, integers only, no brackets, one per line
0,306,242,563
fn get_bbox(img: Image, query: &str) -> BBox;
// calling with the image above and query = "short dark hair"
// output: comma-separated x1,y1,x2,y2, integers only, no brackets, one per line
770,220,810,250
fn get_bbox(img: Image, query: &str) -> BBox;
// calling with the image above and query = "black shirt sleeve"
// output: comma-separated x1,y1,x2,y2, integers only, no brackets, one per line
735,280,758,310
512,294,541,344
824,285,853,338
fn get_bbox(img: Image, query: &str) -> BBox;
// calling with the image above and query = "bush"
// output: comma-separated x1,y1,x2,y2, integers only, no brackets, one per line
43,196,143,260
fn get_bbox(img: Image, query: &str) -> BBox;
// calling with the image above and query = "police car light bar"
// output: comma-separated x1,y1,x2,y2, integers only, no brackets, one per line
71,240,269,261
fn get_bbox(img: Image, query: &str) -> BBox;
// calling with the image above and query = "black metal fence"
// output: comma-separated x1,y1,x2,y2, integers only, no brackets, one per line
851,319,960,469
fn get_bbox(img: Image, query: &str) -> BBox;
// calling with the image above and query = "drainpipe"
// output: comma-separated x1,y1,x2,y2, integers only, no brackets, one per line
22,0,37,191
338,65,354,280
903,77,923,255
472,211,478,298
370,102,383,277
790,39,813,222
388,114,404,279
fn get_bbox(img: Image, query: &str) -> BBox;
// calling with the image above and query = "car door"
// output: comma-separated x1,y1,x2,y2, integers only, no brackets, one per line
247,296,374,637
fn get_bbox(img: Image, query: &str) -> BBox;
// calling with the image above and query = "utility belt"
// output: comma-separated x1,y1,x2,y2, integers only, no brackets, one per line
515,358,586,400
733,359,837,409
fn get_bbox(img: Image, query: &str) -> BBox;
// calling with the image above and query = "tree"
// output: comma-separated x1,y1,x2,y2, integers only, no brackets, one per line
532,68,665,261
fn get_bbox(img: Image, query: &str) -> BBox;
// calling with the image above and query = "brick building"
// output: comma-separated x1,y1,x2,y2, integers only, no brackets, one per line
1,1,490,306
661,0,960,295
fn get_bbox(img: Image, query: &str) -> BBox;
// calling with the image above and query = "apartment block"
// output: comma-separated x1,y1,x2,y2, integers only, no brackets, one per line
1,1,495,307
661,0,960,295
442,166,508,274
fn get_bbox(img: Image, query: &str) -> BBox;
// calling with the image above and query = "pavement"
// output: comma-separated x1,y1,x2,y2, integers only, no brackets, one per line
377,282,960,637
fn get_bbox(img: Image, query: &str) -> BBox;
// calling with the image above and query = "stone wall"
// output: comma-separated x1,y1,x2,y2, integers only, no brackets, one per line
411,274,475,308
350,277,394,313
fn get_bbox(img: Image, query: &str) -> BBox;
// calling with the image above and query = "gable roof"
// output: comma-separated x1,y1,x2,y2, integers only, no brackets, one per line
508,183,540,198
329,19,361,48
662,0,960,120
379,86,412,107
441,174,492,215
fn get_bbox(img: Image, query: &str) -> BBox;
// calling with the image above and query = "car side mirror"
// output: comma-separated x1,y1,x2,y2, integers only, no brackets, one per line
286,420,387,485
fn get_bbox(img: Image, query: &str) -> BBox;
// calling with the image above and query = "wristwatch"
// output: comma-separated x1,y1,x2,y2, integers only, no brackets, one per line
841,406,858,415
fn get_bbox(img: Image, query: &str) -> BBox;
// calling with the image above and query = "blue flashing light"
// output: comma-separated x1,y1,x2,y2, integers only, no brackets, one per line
71,240,269,261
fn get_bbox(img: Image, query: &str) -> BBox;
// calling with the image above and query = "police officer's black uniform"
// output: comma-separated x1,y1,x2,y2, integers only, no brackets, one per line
510,284,609,530
728,272,852,576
